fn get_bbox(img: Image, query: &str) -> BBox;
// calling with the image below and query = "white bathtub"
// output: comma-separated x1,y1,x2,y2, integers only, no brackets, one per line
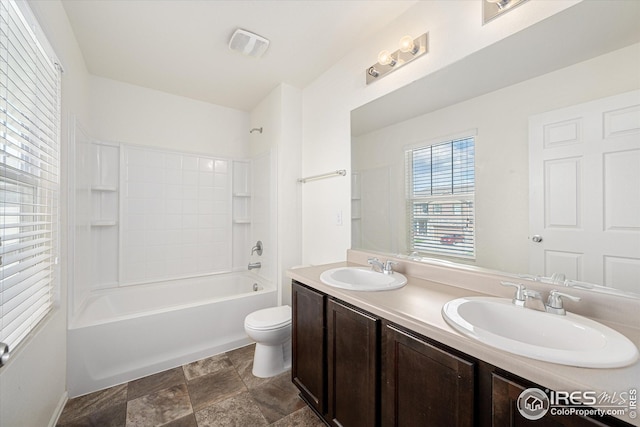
68,272,277,397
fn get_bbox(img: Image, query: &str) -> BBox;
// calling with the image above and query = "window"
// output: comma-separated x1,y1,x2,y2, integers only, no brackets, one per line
406,136,475,258
0,0,61,355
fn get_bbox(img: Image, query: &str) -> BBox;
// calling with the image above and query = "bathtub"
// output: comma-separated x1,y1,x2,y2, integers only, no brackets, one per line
67,272,277,397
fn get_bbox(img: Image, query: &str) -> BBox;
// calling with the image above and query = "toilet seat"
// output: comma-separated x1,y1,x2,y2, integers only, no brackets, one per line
244,305,291,331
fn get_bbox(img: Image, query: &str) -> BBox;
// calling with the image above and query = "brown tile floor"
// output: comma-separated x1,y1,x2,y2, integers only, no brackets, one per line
57,344,326,427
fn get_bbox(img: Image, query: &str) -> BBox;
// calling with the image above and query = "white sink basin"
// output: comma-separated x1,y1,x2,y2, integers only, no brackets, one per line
320,267,407,291
442,296,639,368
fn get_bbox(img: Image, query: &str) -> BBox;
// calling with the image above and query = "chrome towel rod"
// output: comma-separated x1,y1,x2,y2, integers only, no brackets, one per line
297,169,346,183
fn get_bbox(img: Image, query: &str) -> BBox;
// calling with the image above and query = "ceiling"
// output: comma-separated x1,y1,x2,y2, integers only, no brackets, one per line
61,0,416,112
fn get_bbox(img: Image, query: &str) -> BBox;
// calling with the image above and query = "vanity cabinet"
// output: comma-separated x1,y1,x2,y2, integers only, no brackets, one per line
382,322,475,427
291,280,630,427
292,281,380,427
327,299,380,427
292,282,326,415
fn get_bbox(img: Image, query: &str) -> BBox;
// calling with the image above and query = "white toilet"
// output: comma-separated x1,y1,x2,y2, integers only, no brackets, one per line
244,305,292,378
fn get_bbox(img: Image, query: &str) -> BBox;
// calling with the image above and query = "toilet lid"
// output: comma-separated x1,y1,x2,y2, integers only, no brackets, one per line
245,305,291,330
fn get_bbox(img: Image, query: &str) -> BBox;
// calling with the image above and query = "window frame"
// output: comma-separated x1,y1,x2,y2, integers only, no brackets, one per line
0,0,62,358
405,132,476,260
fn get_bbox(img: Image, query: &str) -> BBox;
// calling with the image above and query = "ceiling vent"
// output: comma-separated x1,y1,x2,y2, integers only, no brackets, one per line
228,29,270,58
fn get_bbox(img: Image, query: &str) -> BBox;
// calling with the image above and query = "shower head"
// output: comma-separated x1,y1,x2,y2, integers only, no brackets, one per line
249,127,263,134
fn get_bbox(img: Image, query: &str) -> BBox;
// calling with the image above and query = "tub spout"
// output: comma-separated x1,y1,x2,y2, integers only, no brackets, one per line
248,262,261,270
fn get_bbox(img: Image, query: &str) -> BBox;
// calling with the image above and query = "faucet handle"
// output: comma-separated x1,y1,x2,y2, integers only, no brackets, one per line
251,240,263,256
546,290,581,315
501,281,527,306
383,260,398,275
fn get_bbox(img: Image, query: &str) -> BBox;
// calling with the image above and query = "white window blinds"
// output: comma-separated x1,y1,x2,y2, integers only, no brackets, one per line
0,0,61,356
406,136,475,259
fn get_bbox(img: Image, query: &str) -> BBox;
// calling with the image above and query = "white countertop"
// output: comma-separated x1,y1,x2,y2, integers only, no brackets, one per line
287,260,640,426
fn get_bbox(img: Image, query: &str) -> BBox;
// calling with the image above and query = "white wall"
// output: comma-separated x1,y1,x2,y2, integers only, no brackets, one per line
300,0,581,265
249,84,302,305
352,44,640,274
89,76,250,158
0,0,90,426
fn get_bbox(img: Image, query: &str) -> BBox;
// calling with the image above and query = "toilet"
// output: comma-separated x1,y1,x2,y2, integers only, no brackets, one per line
244,305,292,378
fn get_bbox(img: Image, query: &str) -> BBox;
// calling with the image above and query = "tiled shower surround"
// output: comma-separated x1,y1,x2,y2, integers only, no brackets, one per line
122,146,232,283
57,344,324,427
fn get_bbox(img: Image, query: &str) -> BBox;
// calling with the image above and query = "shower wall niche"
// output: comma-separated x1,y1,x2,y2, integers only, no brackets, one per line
91,142,120,288
232,160,251,271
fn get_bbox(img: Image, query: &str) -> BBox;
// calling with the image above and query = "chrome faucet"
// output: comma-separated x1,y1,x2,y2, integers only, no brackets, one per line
550,272,567,285
383,260,398,275
501,281,526,306
248,261,261,270
368,258,398,275
501,281,580,315
522,289,546,312
367,258,384,273
546,290,581,315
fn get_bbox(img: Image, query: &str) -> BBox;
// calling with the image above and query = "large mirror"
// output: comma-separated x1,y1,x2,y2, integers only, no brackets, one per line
351,1,640,296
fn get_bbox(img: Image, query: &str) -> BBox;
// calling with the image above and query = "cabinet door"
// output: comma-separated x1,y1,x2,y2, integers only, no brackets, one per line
292,281,326,415
327,298,380,427
492,373,615,427
382,323,475,427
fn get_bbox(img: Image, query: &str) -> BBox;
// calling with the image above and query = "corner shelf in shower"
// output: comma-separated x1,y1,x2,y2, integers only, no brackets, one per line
232,191,251,225
91,186,118,192
91,220,118,227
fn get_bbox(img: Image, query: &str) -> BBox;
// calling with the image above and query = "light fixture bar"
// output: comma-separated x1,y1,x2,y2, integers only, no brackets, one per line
366,33,428,85
483,0,529,24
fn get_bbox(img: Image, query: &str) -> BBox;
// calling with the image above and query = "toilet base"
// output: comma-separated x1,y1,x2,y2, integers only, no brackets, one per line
252,339,292,378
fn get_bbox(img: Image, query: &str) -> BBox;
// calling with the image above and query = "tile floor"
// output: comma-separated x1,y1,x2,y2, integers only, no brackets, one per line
57,344,326,427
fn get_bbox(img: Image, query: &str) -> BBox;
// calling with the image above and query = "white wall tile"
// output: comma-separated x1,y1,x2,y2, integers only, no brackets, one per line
198,171,215,187
214,160,228,173
121,145,236,284
199,157,215,172
165,153,182,169
183,171,198,186
182,156,198,171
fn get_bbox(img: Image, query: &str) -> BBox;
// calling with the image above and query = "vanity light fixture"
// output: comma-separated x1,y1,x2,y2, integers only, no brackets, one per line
487,0,511,10
483,0,529,24
366,32,428,85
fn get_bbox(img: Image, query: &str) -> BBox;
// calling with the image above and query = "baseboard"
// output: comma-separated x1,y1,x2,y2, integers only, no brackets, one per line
48,391,68,427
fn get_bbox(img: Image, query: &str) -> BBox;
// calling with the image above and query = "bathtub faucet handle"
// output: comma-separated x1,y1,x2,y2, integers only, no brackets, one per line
251,240,263,256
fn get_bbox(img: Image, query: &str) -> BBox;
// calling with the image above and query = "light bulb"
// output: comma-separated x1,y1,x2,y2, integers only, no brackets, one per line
377,50,396,66
399,35,418,54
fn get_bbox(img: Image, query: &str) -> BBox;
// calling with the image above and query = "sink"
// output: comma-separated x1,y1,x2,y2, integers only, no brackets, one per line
442,296,639,368
320,267,407,291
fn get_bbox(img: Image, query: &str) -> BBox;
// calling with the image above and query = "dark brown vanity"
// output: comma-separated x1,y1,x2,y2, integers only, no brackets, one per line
291,278,635,427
